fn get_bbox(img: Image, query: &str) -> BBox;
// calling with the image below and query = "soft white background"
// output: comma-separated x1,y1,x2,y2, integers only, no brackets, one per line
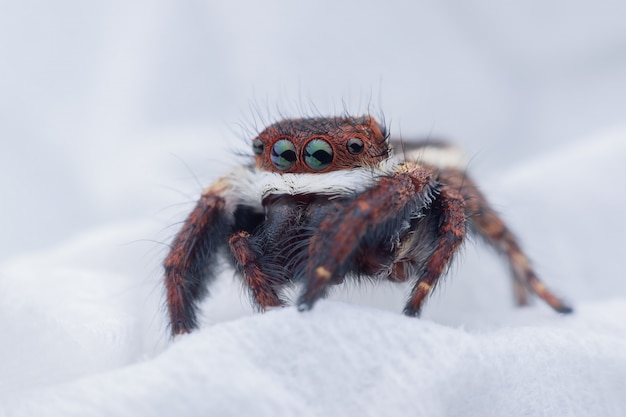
1,1,625,416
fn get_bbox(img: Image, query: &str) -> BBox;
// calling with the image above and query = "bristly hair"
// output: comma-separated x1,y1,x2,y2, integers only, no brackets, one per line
234,95,388,151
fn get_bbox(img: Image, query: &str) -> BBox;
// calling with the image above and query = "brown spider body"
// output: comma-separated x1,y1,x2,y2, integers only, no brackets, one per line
164,116,572,336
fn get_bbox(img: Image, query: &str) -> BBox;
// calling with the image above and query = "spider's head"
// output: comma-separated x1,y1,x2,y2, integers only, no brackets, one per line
251,116,390,173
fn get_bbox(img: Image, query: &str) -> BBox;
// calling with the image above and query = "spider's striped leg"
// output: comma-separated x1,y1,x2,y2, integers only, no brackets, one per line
229,231,285,311
164,181,230,336
473,206,573,313
403,184,467,316
439,169,573,314
297,164,439,311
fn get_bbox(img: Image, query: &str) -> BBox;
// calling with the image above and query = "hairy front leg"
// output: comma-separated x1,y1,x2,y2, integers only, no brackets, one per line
403,185,466,316
164,182,230,336
297,166,439,311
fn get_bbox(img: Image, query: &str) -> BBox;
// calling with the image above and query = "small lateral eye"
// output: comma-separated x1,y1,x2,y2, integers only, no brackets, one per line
252,138,264,156
304,139,333,171
271,139,297,170
347,137,364,155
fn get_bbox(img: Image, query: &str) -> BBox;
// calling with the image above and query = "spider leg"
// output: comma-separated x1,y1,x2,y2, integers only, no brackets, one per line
403,184,466,316
297,164,439,311
438,169,573,314
164,180,230,336
229,231,285,310
512,279,530,306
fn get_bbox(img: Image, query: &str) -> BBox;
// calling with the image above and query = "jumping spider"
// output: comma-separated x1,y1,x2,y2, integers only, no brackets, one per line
164,115,572,336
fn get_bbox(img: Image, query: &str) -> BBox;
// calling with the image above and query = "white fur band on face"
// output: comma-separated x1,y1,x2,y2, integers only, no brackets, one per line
219,143,467,211
224,159,399,208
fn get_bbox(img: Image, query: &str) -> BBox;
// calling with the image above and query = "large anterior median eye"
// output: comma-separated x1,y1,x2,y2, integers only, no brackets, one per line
304,139,333,170
271,139,297,170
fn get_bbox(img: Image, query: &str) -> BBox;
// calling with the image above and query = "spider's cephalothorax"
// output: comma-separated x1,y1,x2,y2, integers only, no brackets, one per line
164,115,572,335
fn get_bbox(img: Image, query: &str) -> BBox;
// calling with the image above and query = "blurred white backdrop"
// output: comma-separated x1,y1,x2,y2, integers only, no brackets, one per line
2,0,625,260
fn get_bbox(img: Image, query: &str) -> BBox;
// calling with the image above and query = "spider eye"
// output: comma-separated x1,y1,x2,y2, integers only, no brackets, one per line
347,137,364,155
271,139,297,170
252,139,264,156
304,139,333,171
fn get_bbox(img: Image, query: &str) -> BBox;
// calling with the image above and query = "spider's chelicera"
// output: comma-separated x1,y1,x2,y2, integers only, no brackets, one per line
164,115,572,336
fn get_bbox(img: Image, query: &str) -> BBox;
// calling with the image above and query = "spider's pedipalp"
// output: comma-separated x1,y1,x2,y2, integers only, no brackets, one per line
229,231,285,310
